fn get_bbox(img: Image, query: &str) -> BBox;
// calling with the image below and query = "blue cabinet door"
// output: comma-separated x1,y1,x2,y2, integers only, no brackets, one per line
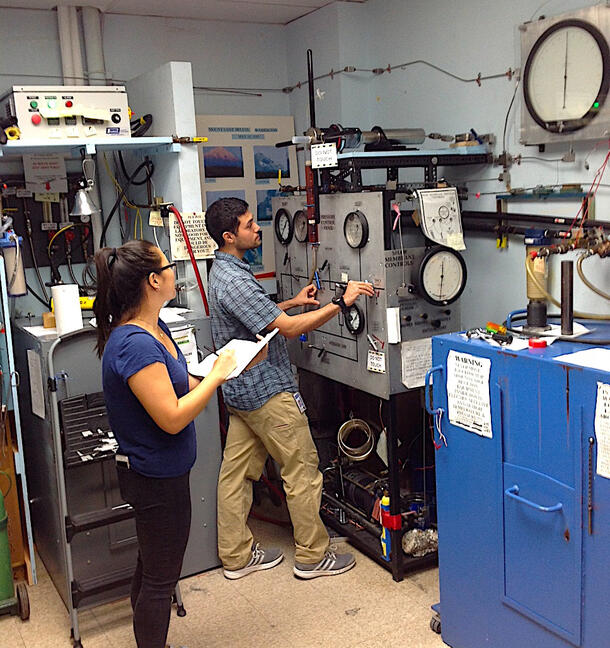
503,463,582,644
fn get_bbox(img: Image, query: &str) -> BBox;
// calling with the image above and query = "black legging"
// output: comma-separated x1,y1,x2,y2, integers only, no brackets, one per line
117,466,191,648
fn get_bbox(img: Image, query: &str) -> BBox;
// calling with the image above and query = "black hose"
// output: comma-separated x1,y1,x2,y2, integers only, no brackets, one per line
26,228,49,302
99,158,155,248
118,151,154,186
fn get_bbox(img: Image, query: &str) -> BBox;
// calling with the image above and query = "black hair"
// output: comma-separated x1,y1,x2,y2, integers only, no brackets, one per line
92,239,162,357
205,198,249,248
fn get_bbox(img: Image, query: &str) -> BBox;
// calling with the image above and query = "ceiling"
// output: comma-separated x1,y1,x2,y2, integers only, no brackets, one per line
2,0,366,25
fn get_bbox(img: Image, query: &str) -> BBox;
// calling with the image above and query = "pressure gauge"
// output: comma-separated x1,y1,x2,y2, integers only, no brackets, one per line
293,209,308,242
344,303,365,335
343,210,369,249
418,247,467,306
274,208,293,245
523,19,610,133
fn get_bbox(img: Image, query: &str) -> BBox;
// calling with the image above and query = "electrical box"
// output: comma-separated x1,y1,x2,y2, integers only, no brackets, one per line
0,85,130,140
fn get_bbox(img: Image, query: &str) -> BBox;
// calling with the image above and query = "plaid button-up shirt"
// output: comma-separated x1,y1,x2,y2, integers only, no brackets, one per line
208,251,297,411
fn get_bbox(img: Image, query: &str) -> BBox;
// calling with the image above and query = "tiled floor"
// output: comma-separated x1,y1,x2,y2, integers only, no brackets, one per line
0,517,446,647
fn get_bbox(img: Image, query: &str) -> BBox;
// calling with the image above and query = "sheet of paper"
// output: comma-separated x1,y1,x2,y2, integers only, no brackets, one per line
595,382,610,479
23,153,68,193
27,349,45,419
401,338,432,388
446,350,492,438
554,348,610,372
170,325,198,369
190,328,279,380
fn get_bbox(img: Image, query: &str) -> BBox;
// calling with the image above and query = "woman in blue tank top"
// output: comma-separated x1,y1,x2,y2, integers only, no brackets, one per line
93,240,236,648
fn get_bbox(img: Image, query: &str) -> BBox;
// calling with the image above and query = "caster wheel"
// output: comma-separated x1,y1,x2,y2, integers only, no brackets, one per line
16,582,30,621
176,605,186,617
430,615,441,634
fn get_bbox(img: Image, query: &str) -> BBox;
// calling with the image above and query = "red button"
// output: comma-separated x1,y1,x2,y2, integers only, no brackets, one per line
528,337,547,349
31,114,42,125
65,100,73,108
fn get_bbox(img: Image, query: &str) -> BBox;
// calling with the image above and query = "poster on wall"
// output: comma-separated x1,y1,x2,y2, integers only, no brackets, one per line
196,115,299,291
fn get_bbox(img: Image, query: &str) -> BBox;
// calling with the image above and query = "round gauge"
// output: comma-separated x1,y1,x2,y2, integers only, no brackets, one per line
344,303,365,335
523,19,610,133
418,247,467,306
343,210,369,249
293,209,308,242
274,208,293,245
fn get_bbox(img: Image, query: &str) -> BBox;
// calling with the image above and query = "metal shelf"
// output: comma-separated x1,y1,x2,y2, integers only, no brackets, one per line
0,136,180,158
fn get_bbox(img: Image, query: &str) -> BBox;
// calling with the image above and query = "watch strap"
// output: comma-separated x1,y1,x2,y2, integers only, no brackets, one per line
332,295,348,314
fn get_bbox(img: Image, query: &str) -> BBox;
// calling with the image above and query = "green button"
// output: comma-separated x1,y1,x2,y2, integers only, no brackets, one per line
47,100,56,109
30,100,38,109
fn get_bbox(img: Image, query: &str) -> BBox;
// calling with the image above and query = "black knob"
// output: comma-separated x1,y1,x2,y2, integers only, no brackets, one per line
420,313,428,320
431,319,441,329
444,309,451,316
404,315,412,322
111,113,121,124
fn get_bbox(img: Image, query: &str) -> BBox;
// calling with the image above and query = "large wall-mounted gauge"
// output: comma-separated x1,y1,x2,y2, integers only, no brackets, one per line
417,247,467,306
293,209,308,243
520,6,610,145
274,208,293,245
343,210,369,249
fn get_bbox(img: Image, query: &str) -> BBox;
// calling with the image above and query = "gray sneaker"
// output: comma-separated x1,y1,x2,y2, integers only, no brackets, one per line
293,549,356,579
223,543,284,580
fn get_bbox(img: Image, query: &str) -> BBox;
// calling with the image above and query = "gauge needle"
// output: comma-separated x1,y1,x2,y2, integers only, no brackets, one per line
563,31,569,110
439,260,445,298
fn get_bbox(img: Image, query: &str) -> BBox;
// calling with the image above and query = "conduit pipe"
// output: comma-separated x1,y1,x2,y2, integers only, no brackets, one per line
82,7,107,85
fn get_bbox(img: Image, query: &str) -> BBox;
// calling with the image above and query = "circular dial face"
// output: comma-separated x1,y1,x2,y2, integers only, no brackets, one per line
344,303,365,335
293,209,308,242
419,248,467,306
274,208,293,245
343,210,369,249
524,19,610,132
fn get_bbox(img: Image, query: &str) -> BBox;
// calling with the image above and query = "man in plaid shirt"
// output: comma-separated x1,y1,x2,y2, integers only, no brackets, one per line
206,197,374,580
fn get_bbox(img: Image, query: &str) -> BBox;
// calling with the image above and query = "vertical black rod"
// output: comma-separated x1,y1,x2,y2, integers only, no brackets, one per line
387,396,404,582
307,49,316,129
561,260,573,336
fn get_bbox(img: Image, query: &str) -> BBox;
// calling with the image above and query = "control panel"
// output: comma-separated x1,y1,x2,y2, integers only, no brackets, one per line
273,192,463,399
1,85,130,140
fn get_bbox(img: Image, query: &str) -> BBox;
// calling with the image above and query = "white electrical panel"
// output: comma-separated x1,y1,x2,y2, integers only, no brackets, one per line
0,85,131,140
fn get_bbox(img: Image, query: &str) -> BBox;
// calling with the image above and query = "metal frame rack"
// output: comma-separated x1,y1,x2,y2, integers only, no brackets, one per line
306,146,493,582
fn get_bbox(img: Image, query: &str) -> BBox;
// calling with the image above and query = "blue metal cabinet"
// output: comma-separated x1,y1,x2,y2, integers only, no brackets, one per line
430,327,610,648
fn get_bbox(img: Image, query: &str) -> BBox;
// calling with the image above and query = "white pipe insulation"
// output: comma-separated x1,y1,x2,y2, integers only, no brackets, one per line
57,6,76,84
69,6,85,84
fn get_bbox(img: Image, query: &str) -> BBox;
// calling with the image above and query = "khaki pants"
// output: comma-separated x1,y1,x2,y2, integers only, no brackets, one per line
217,391,329,569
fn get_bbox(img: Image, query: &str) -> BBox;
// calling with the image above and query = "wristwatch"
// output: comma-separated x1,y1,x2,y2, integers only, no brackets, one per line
331,295,349,314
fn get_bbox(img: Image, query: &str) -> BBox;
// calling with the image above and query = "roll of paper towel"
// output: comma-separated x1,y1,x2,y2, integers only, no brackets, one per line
51,284,83,336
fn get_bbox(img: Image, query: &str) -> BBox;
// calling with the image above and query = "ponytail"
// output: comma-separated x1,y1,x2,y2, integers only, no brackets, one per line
93,239,161,357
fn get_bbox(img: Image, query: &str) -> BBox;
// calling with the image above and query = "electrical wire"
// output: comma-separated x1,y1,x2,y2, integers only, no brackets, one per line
118,151,154,186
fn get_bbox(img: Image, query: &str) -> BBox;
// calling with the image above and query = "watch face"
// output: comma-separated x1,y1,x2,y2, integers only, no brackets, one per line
524,19,610,132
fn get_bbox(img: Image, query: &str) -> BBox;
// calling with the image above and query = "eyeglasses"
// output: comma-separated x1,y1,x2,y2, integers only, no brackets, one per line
155,262,177,273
